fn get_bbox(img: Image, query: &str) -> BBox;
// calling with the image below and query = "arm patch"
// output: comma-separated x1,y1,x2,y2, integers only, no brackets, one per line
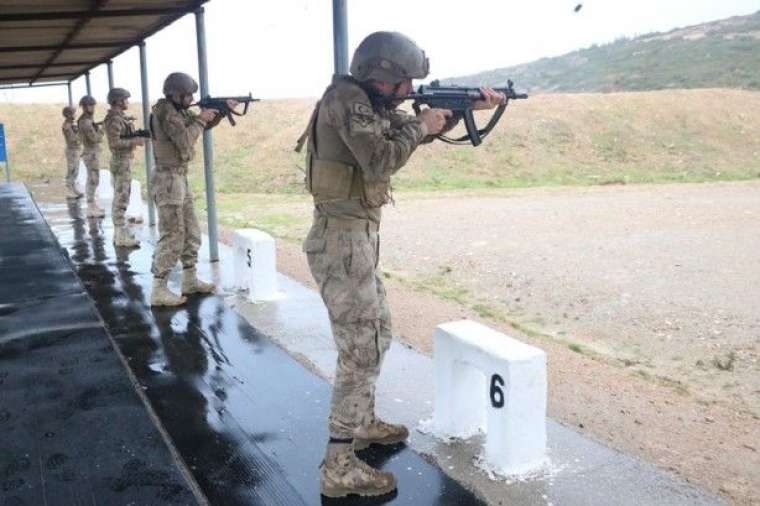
349,101,377,134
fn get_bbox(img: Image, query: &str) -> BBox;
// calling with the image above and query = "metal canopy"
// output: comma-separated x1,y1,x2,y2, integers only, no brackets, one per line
0,0,207,86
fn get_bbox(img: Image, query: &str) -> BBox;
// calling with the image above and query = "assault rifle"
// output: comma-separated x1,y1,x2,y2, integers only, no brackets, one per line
120,129,150,140
400,80,528,146
193,93,259,126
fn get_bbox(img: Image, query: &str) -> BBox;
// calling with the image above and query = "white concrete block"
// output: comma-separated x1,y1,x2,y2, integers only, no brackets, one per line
126,180,144,223
432,319,546,476
232,228,279,302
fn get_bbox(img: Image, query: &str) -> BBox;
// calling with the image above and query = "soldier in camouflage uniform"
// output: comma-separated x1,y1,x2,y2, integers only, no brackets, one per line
104,87,144,248
149,72,228,306
61,106,83,200
77,95,106,218
297,32,505,498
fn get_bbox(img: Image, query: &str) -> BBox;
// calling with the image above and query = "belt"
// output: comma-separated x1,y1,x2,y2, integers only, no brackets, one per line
325,215,379,234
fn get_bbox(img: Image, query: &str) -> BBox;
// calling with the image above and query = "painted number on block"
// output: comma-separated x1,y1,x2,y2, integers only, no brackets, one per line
490,374,505,408
246,248,253,268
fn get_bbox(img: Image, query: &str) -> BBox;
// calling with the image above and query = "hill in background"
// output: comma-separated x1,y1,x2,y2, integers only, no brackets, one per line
2,89,759,196
445,11,760,93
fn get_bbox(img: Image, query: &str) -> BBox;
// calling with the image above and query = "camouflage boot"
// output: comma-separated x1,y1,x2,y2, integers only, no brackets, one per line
320,440,397,498
181,267,215,295
353,418,409,450
151,276,186,307
86,202,105,218
113,227,140,248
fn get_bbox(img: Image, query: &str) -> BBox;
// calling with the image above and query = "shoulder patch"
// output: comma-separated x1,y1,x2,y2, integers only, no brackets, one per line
349,101,376,134
352,102,374,117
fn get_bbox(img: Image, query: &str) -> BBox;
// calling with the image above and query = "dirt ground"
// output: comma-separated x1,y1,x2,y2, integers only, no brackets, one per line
271,181,760,505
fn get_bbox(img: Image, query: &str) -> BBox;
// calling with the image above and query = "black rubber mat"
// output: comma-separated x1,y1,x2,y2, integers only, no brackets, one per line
43,192,485,505
0,183,199,505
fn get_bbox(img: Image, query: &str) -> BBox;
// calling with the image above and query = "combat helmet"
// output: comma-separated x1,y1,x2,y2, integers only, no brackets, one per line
107,87,130,105
350,31,429,84
62,106,77,118
79,95,96,107
162,72,198,96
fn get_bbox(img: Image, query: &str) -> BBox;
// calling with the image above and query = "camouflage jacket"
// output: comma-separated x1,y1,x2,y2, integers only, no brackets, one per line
61,119,81,149
77,114,104,152
150,98,205,172
104,108,136,157
305,76,430,223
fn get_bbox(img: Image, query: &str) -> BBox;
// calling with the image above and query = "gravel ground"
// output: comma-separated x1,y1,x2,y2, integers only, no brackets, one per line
381,181,760,417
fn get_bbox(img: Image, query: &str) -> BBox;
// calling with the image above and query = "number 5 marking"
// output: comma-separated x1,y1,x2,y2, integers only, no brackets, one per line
246,248,253,268
490,373,505,408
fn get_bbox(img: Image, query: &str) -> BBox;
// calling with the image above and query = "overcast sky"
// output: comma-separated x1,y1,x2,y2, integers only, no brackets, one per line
1,0,759,104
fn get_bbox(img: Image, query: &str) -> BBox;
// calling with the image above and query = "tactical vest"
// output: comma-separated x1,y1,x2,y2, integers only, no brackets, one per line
105,110,135,157
77,114,102,151
62,121,81,149
297,78,391,209
150,100,193,172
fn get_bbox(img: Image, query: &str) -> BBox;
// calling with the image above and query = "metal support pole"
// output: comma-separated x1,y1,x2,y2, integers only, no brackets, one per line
139,42,156,226
67,81,73,106
332,0,349,75
107,60,114,89
85,71,91,95
195,7,219,262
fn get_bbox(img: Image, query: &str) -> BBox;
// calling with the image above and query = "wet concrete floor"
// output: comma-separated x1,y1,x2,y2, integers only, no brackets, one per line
0,183,199,505
39,192,483,505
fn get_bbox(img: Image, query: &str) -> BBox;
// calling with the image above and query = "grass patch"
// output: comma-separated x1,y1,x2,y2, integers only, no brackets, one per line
472,303,499,319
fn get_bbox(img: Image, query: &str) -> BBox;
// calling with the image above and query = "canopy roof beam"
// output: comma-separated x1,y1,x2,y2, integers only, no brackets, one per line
0,42,121,53
0,8,189,22
30,0,110,84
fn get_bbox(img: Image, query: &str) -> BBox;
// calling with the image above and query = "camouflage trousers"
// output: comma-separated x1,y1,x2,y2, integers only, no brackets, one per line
110,154,133,228
64,147,81,190
304,213,393,438
81,149,100,203
150,169,201,278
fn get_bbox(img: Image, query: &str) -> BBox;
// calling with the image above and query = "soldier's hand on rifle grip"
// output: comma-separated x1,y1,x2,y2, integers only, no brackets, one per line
473,87,507,110
199,108,219,123
419,108,453,136
132,138,145,147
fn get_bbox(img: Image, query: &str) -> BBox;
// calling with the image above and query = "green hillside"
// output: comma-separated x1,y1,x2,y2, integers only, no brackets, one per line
446,11,760,93
3,89,759,197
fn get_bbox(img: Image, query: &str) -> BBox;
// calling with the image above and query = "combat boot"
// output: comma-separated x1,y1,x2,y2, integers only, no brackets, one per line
86,203,105,218
113,227,140,248
320,441,397,498
353,418,409,450
181,267,215,295
151,277,186,307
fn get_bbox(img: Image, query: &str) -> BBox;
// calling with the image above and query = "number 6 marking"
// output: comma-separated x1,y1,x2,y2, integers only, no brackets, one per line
490,373,505,408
